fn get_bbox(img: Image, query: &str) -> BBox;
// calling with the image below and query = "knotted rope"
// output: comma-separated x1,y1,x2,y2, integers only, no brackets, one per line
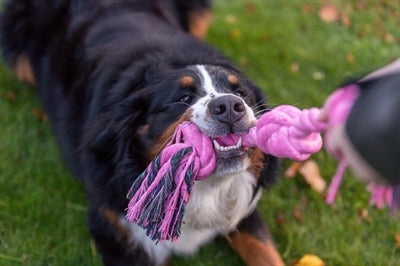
242,105,326,161
126,122,215,242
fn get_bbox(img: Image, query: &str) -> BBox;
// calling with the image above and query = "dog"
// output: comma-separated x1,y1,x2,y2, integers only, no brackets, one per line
1,0,284,265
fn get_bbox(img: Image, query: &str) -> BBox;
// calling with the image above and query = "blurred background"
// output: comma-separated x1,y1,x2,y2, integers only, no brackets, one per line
0,0,399,265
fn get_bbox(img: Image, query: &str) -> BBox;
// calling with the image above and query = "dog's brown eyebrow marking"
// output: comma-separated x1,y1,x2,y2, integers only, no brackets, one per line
227,74,238,85
180,76,194,87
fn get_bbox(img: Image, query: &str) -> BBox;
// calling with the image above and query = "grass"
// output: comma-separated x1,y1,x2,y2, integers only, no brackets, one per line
1,0,400,265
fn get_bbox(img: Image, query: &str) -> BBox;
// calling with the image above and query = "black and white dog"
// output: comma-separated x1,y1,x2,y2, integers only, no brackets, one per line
1,0,283,265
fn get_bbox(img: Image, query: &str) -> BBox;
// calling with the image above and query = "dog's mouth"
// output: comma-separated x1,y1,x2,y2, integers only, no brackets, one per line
213,135,242,151
211,134,253,175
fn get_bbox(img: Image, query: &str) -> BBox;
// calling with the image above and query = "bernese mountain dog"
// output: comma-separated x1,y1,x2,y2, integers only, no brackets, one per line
1,0,283,265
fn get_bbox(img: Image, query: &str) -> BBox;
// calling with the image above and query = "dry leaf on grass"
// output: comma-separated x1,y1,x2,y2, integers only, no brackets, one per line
318,3,351,27
225,14,236,24
295,254,325,266
293,204,302,222
340,13,351,27
275,212,286,226
7,91,17,102
318,4,340,23
284,162,303,178
357,207,371,222
384,32,395,43
230,28,242,39
302,3,315,14
299,160,326,193
312,71,325,80
346,52,355,63
32,108,49,122
246,2,256,14
285,160,326,194
396,233,400,248
290,62,300,73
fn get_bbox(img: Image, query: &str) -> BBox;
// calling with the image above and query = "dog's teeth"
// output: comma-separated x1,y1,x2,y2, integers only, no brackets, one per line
236,137,242,149
213,140,222,150
213,138,242,152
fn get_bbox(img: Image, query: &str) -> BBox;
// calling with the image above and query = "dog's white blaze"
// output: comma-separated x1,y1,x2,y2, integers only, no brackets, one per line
189,65,219,132
123,169,260,265
190,65,257,136
196,65,218,95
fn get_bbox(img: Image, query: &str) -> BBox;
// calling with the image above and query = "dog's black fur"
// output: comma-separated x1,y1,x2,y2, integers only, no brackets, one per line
1,0,280,265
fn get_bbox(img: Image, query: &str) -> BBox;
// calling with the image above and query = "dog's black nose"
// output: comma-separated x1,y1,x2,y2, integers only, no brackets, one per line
208,95,245,126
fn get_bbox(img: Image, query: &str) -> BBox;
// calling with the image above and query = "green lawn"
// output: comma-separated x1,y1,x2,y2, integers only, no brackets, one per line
1,0,400,265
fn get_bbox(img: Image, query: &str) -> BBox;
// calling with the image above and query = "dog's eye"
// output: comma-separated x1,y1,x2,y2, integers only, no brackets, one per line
178,94,193,103
234,89,245,97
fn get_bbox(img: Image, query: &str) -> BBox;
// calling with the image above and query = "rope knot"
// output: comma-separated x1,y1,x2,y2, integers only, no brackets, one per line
254,105,325,161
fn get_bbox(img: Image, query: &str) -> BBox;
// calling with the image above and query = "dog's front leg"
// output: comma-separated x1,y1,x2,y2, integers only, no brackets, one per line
228,210,284,266
87,205,163,266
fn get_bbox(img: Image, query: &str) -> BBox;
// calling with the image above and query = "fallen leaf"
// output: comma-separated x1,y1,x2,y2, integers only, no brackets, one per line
7,91,17,102
312,71,325,80
275,212,286,226
357,207,370,222
384,32,395,43
340,13,351,27
230,28,242,39
299,160,326,193
246,1,256,14
284,162,303,178
396,233,400,248
318,4,340,23
285,160,326,194
225,14,236,24
293,204,302,222
296,254,325,266
302,3,315,14
394,233,400,248
290,62,300,73
346,52,355,63
356,0,368,10
32,107,48,122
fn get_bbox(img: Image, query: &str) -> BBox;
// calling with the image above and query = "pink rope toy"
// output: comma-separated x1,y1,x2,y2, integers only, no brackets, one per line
125,84,387,242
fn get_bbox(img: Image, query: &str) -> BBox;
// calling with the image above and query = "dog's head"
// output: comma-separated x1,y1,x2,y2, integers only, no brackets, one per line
140,64,268,177
85,63,276,189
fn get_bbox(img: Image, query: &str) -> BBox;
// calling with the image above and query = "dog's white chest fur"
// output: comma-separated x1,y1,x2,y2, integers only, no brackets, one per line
124,170,261,265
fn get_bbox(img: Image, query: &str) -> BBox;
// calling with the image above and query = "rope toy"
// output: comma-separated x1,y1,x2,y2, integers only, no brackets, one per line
126,122,215,241
126,83,395,242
